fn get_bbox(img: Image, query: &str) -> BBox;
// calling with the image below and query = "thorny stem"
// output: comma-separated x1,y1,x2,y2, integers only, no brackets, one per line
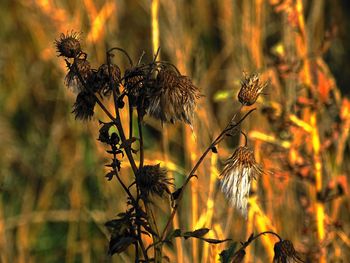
111,148,136,204
105,50,138,174
160,107,256,241
69,54,155,262
110,77,138,174
90,52,148,261
111,148,149,261
106,52,162,262
69,59,117,123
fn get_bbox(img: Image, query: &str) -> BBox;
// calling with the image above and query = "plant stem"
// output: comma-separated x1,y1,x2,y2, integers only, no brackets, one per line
244,231,282,248
129,104,133,139
160,107,255,241
137,108,144,169
134,242,139,263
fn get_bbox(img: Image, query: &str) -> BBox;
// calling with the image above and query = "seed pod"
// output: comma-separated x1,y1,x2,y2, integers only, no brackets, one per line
238,73,267,106
219,146,263,217
55,31,82,58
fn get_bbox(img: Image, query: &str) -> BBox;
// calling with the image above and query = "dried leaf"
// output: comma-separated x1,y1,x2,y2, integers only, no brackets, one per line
219,242,238,263
183,228,210,239
108,236,136,255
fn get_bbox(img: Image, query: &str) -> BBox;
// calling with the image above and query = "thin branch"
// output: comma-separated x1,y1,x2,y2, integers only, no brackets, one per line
241,130,248,147
243,231,283,248
137,108,144,169
129,104,133,139
107,47,133,67
160,108,256,240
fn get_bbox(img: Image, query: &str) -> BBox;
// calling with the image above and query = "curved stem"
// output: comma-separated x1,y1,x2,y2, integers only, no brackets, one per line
154,61,181,74
107,47,133,67
247,231,282,246
137,51,146,65
241,130,248,147
160,107,256,240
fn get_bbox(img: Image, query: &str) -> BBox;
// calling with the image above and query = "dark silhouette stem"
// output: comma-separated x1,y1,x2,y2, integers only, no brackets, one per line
160,107,256,241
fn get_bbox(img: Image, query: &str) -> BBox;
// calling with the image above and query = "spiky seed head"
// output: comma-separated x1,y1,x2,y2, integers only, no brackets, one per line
273,240,304,263
238,73,267,106
64,58,91,93
219,146,263,217
72,91,96,121
55,32,81,58
136,164,173,199
147,66,200,125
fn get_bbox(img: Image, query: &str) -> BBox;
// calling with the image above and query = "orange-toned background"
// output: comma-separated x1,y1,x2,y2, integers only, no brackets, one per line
0,0,349,262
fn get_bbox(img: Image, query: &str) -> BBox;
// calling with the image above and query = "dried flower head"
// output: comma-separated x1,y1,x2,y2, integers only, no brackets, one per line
65,58,92,93
147,66,200,125
238,73,267,106
219,146,263,217
273,240,304,263
124,68,146,107
55,31,82,58
96,63,121,95
136,164,173,199
72,91,97,120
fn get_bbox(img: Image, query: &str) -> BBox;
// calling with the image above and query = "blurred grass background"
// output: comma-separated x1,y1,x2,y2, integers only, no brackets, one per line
0,0,350,262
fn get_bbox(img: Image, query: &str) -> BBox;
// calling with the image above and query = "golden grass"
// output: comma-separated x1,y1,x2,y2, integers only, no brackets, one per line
1,0,349,262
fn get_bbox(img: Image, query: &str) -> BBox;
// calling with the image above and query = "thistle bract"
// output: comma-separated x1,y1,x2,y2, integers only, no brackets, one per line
219,146,263,217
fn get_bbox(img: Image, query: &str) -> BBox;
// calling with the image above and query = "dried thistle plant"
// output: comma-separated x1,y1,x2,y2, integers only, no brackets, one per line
55,31,81,58
147,65,201,125
55,32,292,263
136,164,173,199
64,57,92,93
221,232,305,263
